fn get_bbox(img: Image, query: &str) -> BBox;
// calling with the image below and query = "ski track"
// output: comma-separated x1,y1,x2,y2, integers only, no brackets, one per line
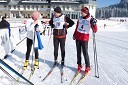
93,32,128,85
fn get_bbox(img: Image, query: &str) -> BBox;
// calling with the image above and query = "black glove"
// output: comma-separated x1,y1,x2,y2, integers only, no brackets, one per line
91,18,97,25
34,24,39,29
51,24,55,28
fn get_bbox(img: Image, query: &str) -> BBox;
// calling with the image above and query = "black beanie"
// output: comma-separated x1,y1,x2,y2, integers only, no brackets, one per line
54,6,62,13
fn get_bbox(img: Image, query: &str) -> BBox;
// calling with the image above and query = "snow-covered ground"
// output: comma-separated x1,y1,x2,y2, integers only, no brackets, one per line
0,20,128,85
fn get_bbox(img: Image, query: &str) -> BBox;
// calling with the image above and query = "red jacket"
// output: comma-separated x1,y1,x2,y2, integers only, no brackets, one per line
73,15,97,41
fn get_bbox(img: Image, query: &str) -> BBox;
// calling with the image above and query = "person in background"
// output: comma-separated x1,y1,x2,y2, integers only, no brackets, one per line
0,16,11,59
0,16,11,37
73,7,98,74
49,6,74,68
23,11,44,70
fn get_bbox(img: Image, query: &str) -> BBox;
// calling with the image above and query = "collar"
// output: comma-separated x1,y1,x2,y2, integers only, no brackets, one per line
82,15,90,19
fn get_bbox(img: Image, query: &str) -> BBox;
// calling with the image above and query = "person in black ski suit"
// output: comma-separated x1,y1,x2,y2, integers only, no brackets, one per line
49,6,74,67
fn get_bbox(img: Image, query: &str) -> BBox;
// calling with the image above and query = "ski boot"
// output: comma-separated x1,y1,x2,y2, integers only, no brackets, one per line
53,60,58,67
77,64,82,72
85,66,91,75
34,59,39,69
23,60,29,70
61,61,65,68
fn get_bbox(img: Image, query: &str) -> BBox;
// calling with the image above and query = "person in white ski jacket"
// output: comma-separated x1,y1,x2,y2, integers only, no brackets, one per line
23,11,44,70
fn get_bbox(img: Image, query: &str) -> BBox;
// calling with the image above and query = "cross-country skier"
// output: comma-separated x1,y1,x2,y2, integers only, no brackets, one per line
49,6,74,68
73,7,98,74
23,11,44,70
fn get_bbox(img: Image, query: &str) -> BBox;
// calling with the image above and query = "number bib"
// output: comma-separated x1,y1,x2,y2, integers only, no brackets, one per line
77,17,91,34
53,15,65,29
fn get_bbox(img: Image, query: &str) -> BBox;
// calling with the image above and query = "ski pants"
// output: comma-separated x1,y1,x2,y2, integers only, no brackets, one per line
26,38,38,60
53,37,65,62
76,40,90,67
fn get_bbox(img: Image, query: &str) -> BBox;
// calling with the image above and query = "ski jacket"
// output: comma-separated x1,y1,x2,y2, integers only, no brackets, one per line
73,15,97,41
26,19,43,40
0,20,10,28
49,14,74,38
0,20,11,37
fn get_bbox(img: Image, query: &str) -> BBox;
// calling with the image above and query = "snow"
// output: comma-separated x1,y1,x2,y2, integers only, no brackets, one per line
0,19,128,85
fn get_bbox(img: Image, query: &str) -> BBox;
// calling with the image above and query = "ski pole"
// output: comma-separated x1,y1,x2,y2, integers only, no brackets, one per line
91,16,99,78
16,37,27,46
38,27,52,79
12,37,27,53
92,31,99,78
31,28,36,71
0,59,34,85
0,66,17,82
43,27,52,64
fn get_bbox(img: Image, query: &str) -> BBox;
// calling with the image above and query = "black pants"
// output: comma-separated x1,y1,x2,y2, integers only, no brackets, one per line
26,38,38,60
76,40,90,67
53,37,65,62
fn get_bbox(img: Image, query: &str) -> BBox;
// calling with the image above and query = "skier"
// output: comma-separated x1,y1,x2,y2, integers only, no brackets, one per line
73,7,98,74
49,6,74,67
23,11,44,70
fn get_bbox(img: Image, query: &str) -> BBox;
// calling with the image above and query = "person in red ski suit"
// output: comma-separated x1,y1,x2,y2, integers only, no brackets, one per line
73,7,98,74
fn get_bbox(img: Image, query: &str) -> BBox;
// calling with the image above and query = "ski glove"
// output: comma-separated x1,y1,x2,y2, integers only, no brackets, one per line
91,18,97,25
34,24,39,29
34,24,40,32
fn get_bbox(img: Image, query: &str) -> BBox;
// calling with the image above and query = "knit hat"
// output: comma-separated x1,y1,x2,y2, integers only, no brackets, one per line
54,6,62,13
81,7,89,14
